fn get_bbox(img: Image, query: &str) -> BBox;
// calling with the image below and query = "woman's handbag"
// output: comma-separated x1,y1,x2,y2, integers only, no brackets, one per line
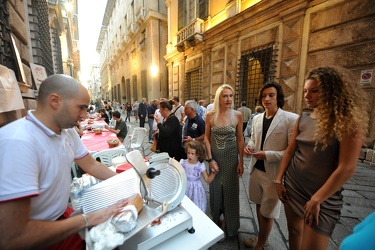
150,140,158,152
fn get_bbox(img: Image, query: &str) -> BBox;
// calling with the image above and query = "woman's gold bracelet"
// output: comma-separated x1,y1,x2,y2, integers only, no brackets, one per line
273,179,282,184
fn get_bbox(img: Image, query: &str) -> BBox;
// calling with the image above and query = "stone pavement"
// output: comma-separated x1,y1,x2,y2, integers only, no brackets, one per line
125,117,375,250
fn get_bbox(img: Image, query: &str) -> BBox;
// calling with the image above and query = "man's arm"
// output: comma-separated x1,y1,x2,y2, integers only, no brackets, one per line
194,118,206,141
0,198,126,249
180,109,186,124
105,121,126,136
76,153,117,180
194,134,205,141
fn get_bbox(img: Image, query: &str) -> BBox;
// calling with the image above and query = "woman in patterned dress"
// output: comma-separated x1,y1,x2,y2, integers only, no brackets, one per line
204,84,244,237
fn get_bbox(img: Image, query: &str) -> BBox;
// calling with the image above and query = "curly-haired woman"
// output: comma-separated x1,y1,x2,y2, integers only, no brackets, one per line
275,67,369,250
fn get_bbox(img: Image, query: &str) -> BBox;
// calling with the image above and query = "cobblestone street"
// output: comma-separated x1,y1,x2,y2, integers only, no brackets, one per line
127,117,375,250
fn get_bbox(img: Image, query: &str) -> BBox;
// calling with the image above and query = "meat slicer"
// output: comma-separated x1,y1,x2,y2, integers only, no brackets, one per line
80,151,194,249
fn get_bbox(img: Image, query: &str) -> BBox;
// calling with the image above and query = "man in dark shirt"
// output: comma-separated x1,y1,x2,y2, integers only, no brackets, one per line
183,100,205,143
105,111,128,142
138,98,148,127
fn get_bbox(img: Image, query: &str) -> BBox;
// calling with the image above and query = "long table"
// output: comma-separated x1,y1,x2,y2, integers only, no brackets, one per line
80,119,123,152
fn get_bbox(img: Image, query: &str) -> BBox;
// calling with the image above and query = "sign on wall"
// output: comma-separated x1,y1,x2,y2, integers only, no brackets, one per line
360,69,373,86
30,63,48,90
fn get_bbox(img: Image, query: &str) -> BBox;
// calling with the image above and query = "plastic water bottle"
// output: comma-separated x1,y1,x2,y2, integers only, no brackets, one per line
70,177,82,210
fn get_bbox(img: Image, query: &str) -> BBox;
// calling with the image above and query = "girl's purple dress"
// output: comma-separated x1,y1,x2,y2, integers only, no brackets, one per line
180,159,207,212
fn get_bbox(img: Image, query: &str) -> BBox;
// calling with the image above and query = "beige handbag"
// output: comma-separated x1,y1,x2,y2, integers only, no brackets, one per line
150,140,158,152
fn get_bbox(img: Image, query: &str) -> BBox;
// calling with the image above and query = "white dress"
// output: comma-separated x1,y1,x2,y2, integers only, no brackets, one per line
180,159,207,212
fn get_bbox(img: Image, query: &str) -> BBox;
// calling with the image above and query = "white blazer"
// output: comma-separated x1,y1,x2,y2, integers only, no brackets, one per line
248,108,298,179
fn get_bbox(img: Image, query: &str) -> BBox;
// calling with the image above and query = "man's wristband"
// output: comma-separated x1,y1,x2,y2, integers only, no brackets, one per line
206,158,213,163
273,179,282,184
81,214,89,227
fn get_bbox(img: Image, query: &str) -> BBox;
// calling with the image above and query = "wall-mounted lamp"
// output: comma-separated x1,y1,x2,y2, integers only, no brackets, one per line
64,3,73,12
151,64,159,77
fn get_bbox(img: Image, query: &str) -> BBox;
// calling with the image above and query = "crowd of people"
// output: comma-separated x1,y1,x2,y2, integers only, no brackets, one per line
0,66,371,249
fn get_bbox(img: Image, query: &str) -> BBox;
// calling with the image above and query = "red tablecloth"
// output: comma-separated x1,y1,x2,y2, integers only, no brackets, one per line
80,119,122,152
116,163,133,173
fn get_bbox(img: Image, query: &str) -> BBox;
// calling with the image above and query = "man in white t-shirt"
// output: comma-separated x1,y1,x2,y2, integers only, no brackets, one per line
152,98,166,134
172,96,185,125
0,75,127,249
206,100,214,113
133,100,139,122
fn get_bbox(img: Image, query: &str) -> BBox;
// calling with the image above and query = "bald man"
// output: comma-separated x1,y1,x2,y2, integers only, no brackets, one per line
0,75,127,249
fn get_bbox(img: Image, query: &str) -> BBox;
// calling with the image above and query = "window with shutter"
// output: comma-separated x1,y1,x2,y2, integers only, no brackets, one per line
29,0,54,76
178,0,184,30
198,0,208,19
189,0,196,23
185,67,202,100
235,44,277,110
0,0,17,73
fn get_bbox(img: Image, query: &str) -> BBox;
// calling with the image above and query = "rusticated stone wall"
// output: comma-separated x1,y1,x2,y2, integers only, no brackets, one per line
165,0,375,145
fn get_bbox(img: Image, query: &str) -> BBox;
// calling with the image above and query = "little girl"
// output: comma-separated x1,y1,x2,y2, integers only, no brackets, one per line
180,140,216,212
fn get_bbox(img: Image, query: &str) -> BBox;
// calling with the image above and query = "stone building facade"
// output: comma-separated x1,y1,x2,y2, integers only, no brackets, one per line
96,0,168,103
165,0,375,145
0,0,79,127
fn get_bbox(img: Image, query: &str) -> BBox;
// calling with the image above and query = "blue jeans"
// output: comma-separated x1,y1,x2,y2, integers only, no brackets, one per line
126,111,131,122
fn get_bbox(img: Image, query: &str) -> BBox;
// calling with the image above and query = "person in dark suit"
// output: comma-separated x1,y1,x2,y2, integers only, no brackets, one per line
138,98,148,127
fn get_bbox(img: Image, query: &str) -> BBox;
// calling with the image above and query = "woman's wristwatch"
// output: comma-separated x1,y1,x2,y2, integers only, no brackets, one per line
206,158,213,163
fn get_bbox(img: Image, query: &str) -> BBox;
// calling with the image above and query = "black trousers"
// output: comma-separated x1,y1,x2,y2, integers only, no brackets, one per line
139,116,146,127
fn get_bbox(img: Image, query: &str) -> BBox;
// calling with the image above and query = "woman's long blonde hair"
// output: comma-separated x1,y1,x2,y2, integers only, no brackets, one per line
307,67,369,150
209,84,235,124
